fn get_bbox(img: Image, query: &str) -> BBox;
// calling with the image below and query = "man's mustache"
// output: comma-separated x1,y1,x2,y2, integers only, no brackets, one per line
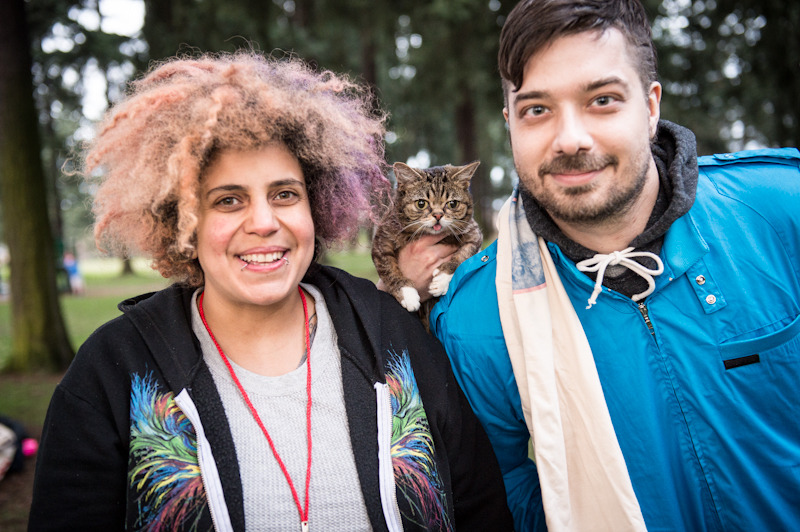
539,153,618,177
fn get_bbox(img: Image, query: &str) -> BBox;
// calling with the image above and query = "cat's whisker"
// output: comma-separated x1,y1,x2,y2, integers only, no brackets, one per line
448,228,465,244
411,226,429,240
401,220,427,233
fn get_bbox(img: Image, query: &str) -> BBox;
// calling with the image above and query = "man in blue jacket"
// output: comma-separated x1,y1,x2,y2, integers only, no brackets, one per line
398,0,800,530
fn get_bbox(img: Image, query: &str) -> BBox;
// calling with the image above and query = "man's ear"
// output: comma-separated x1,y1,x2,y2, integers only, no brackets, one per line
648,82,662,138
503,107,509,123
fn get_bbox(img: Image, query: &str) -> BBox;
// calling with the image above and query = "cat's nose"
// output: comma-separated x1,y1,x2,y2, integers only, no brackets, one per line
433,213,442,221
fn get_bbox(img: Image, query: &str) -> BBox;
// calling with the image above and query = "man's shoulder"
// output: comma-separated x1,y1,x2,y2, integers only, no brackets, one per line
441,240,498,302
698,148,800,186
430,241,501,337
698,147,800,169
697,147,800,206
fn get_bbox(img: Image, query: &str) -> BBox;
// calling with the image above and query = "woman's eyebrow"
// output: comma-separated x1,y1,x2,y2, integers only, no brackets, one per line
204,184,244,198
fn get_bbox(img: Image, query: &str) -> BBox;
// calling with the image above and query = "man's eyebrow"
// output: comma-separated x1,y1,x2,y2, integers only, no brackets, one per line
513,90,549,106
583,76,628,93
512,76,630,106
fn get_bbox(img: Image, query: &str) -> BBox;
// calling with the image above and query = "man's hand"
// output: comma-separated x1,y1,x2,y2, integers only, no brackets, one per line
382,234,457,302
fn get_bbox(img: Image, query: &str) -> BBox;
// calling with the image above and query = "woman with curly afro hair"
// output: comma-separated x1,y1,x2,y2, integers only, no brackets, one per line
29,52,513,531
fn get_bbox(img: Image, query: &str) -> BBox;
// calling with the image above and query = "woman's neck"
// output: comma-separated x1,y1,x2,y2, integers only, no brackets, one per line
199,287,315,376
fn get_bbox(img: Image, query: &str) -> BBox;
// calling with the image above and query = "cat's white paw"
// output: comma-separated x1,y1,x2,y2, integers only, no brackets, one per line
399,286,421,311
429,269,453,297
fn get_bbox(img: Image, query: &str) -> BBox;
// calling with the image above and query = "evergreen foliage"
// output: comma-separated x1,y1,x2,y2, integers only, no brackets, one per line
0,0,797,371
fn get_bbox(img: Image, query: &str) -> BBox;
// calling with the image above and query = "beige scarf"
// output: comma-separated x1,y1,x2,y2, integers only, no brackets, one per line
495,191,647,531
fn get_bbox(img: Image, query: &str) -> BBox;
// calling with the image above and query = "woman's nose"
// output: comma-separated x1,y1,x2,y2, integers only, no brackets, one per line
244,199,280,235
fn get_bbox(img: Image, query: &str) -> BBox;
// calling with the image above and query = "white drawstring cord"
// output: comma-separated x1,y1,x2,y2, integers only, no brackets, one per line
576,247,664,309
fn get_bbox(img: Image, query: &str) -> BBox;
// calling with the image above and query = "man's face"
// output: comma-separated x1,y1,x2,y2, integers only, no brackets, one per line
504,29,661,225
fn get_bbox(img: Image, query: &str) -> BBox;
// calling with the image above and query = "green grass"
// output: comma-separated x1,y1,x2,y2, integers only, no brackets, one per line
321,243,378,282
0,251,376,372
0,251,376,530
0,258,168,372
0,373,63,429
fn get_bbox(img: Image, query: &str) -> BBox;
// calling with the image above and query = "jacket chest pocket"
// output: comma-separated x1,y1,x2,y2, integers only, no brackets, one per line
718,312,800,370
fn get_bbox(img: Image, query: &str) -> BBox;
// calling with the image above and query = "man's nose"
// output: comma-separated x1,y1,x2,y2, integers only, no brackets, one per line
552,108,593,155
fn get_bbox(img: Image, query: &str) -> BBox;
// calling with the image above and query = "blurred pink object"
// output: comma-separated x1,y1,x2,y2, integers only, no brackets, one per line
22,438,38,457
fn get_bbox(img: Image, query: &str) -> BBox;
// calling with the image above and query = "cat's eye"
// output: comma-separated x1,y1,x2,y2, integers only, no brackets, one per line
416,200,428,209
447,200,460,209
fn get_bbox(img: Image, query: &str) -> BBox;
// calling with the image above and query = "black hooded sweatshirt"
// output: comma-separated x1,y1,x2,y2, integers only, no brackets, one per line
29,265,512,531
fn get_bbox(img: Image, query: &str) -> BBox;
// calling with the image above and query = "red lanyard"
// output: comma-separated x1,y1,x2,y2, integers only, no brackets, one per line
198,287,312,531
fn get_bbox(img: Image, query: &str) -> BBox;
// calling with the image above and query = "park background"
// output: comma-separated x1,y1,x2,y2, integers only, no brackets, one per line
0,0,797,528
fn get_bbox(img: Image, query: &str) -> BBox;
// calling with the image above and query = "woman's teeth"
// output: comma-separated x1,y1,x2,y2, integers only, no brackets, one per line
239,252,284,265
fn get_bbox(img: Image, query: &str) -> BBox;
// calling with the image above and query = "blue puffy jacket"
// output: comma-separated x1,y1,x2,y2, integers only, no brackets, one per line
431,148,800,531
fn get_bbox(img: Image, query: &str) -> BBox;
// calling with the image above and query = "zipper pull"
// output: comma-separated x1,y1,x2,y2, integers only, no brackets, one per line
638,301,656,338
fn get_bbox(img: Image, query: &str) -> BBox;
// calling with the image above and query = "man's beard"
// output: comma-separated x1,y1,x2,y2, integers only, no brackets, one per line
520,151,650,225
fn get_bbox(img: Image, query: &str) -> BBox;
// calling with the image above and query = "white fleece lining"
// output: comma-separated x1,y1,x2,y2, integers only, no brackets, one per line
175,389,234,532
375,382,403,531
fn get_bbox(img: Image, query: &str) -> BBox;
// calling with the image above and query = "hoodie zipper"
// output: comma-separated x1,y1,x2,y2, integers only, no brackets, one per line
175,390,233,532
375,382,404,532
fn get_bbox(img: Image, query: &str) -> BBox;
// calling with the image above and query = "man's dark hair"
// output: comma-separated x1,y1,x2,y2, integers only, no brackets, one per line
499,0,657,97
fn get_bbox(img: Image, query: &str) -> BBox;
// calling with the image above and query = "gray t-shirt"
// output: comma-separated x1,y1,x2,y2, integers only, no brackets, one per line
191,284,371,530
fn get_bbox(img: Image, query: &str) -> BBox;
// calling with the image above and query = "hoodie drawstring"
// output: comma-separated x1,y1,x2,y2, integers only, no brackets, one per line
576,247,664,309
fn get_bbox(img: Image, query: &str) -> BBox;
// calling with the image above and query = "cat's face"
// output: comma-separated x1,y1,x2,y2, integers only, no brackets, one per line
393,161,479,237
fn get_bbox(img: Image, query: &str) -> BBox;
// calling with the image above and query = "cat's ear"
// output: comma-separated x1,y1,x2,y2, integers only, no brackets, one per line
451,161,480,184
393,162,421,187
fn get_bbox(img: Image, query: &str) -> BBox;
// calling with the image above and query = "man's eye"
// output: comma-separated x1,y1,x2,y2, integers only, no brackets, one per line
524,105,546,117
416,200,428,209
594,95,616,106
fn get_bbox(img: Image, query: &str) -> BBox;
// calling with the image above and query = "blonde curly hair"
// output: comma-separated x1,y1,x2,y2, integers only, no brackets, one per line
85,51,389,285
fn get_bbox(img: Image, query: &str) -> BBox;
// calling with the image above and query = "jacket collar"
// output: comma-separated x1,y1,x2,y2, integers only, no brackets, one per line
303,263,386,383
118,284,203,392
544,210,709,299
661,204,710,281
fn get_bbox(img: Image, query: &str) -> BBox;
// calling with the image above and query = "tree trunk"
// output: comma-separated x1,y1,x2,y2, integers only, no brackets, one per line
142,0,176,62
455,88,491,234
121,256,135,276
0,0,74,372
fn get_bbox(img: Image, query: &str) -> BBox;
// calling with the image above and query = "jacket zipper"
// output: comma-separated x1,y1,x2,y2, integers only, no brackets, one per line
175,390,232,532
375,382,404,532
637,301,657,341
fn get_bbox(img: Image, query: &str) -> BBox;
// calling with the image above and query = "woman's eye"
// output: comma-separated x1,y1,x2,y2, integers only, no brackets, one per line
416,200,428,209
447,200,459,209
274,190,300,204
216,196,240,207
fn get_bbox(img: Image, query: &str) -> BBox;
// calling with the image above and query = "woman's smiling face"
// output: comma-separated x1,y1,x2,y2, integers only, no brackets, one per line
196,144,315,312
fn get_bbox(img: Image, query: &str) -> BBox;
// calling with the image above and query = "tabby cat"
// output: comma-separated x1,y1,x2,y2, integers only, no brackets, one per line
372,161,483,321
